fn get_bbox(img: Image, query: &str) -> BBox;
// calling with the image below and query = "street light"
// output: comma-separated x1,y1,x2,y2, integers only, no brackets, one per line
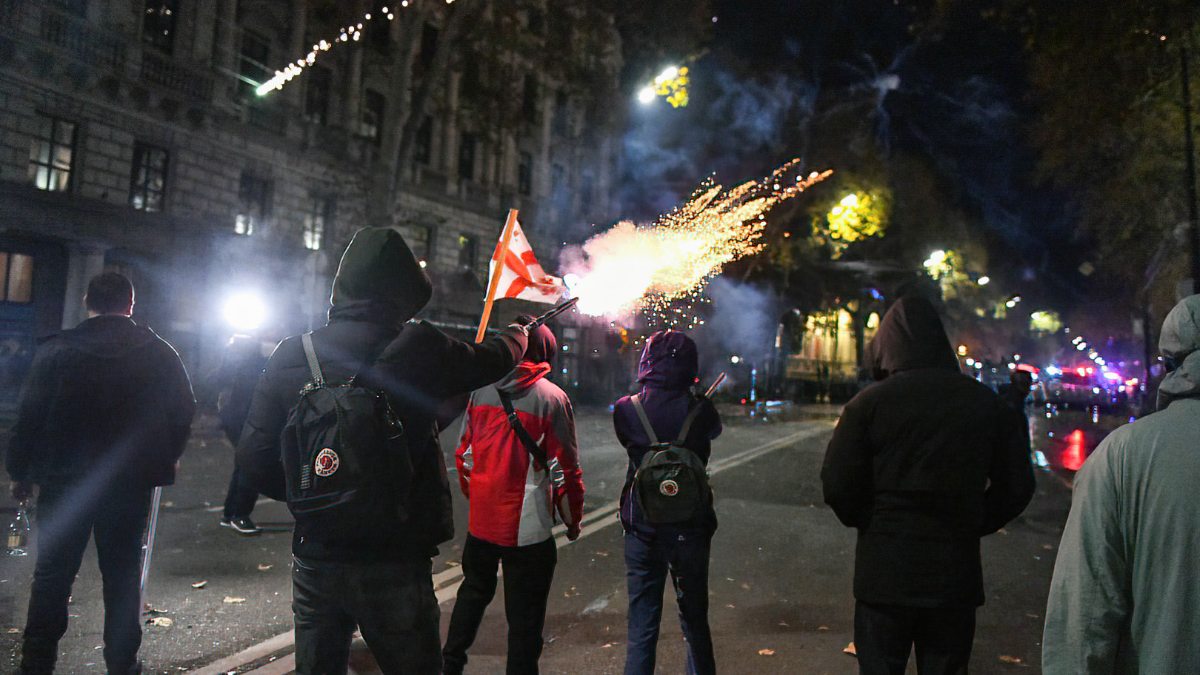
977,275,990,286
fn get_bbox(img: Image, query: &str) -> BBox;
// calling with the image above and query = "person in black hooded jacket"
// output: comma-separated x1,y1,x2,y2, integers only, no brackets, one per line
5,272,196,675
236,227,528,674
821,296,1034,675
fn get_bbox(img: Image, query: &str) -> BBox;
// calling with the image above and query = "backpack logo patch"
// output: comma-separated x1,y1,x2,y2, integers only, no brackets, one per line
659,479,679,497
314,448,340,477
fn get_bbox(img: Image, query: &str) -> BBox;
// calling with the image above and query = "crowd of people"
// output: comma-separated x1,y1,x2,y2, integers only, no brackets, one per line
5,226,1199,674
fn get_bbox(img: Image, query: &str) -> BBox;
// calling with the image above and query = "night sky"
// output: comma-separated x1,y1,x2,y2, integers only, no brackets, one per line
619,0,1087,309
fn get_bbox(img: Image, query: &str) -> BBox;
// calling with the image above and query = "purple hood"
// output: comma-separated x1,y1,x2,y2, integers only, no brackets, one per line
636,330,699,390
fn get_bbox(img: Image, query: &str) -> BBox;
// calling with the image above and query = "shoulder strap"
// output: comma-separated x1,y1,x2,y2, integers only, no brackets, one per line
673,398,706,446
300,333,324,386
498,390,549,470
629,394,660,446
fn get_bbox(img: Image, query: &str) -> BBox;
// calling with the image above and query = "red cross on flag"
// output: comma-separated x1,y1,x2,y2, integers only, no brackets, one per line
475,209,565,342
490,217,565,305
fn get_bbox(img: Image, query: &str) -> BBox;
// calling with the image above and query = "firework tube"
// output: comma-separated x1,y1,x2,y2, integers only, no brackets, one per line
524,297,579,329
704,372,726,399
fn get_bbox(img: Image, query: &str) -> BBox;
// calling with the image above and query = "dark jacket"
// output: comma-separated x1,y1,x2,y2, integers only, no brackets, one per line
236,227,527,563
216,335,270,445
5,315,196,489
614,331,722,535
821,297,1034,607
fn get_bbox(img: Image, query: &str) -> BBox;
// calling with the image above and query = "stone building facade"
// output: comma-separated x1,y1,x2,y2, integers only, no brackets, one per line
0,0,623,408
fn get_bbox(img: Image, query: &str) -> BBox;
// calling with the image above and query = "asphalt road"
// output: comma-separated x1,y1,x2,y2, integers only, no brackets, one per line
0,403,1088,674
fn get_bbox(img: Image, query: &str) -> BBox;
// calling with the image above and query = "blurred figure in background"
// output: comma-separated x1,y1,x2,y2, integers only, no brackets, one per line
1043,294,1200,674
214,333,276,535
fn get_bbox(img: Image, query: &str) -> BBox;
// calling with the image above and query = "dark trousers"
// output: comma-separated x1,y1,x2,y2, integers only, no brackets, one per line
623,530,715,675
222,466,258,520
22,482,153,675
292,556,441,675
442,534,558,675
854,601,976,675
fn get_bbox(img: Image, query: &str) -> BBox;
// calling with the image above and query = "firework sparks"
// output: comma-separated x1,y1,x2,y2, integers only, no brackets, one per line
561,160,832,318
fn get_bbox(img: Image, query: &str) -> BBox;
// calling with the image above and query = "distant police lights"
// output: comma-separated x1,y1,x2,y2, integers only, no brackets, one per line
222,291,268,333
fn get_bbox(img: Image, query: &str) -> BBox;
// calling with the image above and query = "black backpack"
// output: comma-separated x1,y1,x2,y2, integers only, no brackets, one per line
630,394,711,524
279,333,411,531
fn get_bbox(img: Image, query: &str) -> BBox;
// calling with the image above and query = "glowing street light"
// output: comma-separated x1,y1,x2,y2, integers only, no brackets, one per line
222,291,268,333
977,275,990,286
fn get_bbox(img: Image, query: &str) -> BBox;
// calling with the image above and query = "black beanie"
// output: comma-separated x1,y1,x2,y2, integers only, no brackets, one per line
516,314,557,365
331,227,433,321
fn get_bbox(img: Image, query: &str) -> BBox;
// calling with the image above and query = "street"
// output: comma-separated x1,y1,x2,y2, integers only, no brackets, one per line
0,402,1091,674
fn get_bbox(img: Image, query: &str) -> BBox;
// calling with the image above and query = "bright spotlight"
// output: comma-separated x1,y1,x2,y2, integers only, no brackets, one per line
222,291,267,333
730,355,741,364
636,86,656,104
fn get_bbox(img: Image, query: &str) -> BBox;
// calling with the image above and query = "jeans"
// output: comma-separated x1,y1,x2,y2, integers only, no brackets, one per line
22,482,152,675
222,466,258,520
854,601,976,675
443,535,557,675
292,556,441,675
623,530,715,675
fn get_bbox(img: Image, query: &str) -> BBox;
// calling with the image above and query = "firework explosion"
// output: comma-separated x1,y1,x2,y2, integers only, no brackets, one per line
561,160,832,319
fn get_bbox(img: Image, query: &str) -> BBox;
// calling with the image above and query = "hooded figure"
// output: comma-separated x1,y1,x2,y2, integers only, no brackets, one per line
613,330,722,675
1043,294,1200,674
822,296,1033,675
236,227,528,674
443,317,583,675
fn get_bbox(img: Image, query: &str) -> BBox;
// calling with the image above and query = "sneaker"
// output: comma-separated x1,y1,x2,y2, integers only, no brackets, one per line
219,517,262,535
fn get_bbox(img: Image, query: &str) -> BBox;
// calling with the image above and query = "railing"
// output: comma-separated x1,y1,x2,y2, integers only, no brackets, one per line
140,49,213,101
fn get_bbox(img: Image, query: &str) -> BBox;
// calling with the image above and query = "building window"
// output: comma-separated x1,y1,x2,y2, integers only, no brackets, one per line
457,234,477,272
552,163,567,212
458,133,476,181
28,113,76,192
526,8,544,35
142,1,178,53
0,252,34,304
236,172,271,236
360,89,385,144
129,142,169,212
553,90,568,135
304,65,332,125
461,57,480,96
238,30,271,100
522,75,539,119
413,116,432,165
419,23,439,69
518,151,533,196
580,169,595,214
303,196,332,251
407,224,435,265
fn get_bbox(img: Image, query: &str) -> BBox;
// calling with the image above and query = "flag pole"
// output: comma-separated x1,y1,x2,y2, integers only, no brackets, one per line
475,208,519,343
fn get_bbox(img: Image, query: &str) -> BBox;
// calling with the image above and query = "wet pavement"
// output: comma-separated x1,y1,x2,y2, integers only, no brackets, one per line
0,402,1112,673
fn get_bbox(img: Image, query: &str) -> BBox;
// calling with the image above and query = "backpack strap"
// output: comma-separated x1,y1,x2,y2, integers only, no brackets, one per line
629,394,660,446
498,390,550,470
300,333,324,387
673,398,705,446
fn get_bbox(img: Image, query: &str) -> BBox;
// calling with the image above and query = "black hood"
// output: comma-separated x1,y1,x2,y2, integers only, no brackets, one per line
61,315,159,358
866,297,959,380
330,227,432,323
515,314,557,365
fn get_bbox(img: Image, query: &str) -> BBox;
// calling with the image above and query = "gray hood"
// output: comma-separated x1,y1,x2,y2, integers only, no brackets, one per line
1158,294,1200,409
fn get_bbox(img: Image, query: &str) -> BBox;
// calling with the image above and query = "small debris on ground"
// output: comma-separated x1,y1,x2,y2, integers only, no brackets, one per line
999,655,1023,664
148,617,173,627
843,642,857,657
257,564,273,571
758,648,776,656
223,596,247,604
191,580,208,589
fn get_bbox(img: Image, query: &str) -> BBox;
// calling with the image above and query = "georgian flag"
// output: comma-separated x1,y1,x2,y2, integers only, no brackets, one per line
489,219,564,304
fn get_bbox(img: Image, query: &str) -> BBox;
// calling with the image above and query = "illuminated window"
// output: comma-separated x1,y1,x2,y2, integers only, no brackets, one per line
457,234,476,271
129,142,168,212
142,1,178,53
407,224,435,263
0,252,34,303
28,114,76,192
517,151,532,196
236,172,271,236
303,196,333,251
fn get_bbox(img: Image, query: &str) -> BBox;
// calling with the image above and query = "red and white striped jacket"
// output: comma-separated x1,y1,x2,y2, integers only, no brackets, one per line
455,362,584,547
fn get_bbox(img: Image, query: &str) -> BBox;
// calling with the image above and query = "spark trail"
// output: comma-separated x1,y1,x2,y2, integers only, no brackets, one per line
561,161,832,319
